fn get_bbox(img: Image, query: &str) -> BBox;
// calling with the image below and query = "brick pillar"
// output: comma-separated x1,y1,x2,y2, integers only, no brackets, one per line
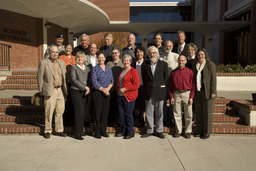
250,0,256,65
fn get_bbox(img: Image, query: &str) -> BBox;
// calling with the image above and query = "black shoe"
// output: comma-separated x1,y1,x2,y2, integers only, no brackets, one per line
155,133,165,139
44,132,51,139
101,132,110,138
200,134,210,139
194,133,201,137
94,133,102,139
115,132,124,137
124,133,135,139
141,133,153,138
74,133,84,140
53,132,67,137
81,133,86,137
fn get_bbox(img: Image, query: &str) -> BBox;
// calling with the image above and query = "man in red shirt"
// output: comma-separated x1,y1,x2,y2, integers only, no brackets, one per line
169,55,195,139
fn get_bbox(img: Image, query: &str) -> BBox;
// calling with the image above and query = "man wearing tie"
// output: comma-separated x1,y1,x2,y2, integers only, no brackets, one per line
173,30,189,57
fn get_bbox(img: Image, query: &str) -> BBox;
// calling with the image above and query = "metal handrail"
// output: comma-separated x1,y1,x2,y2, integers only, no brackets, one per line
0,43,12,71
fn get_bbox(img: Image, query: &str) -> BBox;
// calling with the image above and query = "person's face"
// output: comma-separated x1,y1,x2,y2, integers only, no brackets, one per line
165,42,173,53
154,35,163,46
49,46,59,60
178,55,187,69
177,33,186,45
90,44,97,55
56,38,64,46
111,50,120,61
65,45,73,55
136,49,144,61
188,46,196,57
80,36,89,48
105,36,113,46
148,48,158,63
197,51,206,64
77,54,85,65
97,54,106,65
123,57,131,68
127,34,135,46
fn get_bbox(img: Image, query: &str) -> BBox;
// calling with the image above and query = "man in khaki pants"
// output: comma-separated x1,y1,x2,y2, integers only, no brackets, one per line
169,55,195,139
38,45,68,139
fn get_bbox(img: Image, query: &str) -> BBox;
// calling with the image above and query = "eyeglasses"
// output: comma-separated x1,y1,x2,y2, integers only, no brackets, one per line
112,52,118,54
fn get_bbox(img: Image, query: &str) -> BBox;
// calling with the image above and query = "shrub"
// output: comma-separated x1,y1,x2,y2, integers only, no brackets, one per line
216,64,256,73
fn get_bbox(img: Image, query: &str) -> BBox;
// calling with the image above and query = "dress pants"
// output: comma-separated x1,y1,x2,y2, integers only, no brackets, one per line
173,91,193,134
92,90,110,134
117,96,135,134
44,87,65,133
145,98,164,133
194,90,214,134
70,89,87,134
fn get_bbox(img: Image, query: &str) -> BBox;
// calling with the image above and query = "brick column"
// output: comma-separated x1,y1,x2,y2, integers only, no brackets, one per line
250,0,256,65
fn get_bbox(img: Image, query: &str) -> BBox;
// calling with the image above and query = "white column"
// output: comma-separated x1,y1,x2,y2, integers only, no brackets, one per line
43,19,48,58
141,33,148,50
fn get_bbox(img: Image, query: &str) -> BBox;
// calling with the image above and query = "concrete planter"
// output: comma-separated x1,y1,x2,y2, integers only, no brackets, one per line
217,73,256,91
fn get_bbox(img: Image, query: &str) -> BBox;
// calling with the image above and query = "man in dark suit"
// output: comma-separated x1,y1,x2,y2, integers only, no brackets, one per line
141,46,168,139
38,45,68,139
173,30,189,57
72,34,90,56
100,33,120,64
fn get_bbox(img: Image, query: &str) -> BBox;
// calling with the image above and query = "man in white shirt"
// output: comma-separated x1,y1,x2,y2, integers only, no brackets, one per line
86,43,98,68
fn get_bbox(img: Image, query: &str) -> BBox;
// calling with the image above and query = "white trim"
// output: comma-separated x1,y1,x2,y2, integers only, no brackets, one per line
224,0,253,19
109,21,130,24
130,2,190,7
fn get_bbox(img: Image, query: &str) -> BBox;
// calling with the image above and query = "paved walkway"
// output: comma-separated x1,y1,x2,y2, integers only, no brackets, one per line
0,134,256,171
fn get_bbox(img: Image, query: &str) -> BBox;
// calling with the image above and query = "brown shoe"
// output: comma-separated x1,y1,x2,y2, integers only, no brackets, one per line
44,132,50,139
173,133,181,138
184,133,191,139
54,132,67,137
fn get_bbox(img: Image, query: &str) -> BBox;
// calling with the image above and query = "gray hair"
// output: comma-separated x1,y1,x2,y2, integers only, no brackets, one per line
122,54,133,63
49,44,58,52
177,30,186,36
165,40,173,46
79,34,90,42
127,33,135,39
104,33,113,40
147,46,159,58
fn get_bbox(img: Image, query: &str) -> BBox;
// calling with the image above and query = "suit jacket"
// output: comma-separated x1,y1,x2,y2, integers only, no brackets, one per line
37,59,68,97
85,55,98,69
193,61,217,99
141,59,168,101
100,44,120,64
173,43,189,57
70,64,91,91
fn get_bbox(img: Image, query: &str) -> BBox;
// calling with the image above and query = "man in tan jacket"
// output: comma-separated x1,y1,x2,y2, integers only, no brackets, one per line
38,45,68,139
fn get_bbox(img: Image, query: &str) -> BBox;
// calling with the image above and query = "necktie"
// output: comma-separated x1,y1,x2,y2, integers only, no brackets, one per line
178,46,183,54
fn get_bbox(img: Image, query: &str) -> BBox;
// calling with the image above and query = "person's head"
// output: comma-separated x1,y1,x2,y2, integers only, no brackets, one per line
55,34,64,46
164,40,174,54
177,30,186,45
147,46,159,63
111,48,121,61
178,55,187,69
195,48,211,64
104,33,113,46
135,46,146,61
122,54,132,69
79,34,90,49
49,45,59,61
97,51,106,65
153,33,163,47
127,33,136,47
75,51,86,65
65,42,73,55
187,43,198,58
89,43,97,56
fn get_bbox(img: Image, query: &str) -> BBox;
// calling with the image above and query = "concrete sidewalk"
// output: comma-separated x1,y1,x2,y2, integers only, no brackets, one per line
0,134,256,171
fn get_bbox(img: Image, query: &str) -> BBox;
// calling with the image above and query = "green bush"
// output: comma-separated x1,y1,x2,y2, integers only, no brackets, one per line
216,64,256,73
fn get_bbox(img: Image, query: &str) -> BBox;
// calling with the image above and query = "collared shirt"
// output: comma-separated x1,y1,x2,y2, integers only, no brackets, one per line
91,64,114,90
76,64,85,70
136,59,144,85
106,59,124,68
51,60,62,87
122,45,136,59
90,55,97,67
150,60,158,76
169,66,195,99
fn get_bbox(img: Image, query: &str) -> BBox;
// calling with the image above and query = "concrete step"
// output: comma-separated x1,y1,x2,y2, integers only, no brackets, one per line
6,75,37,80
1,80,37,84
0,105,43,114
0,84,38,90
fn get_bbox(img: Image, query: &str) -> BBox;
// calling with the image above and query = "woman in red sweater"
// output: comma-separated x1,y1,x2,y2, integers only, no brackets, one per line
116,54,140,139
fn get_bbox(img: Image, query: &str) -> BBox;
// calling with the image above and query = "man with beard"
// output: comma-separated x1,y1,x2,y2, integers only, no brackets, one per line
141,46,168,139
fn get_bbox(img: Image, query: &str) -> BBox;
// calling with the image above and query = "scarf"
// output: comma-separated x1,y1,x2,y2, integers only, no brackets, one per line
196,60,206,91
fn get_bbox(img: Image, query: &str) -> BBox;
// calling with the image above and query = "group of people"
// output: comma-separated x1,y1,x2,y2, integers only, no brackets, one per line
38,30,216,141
